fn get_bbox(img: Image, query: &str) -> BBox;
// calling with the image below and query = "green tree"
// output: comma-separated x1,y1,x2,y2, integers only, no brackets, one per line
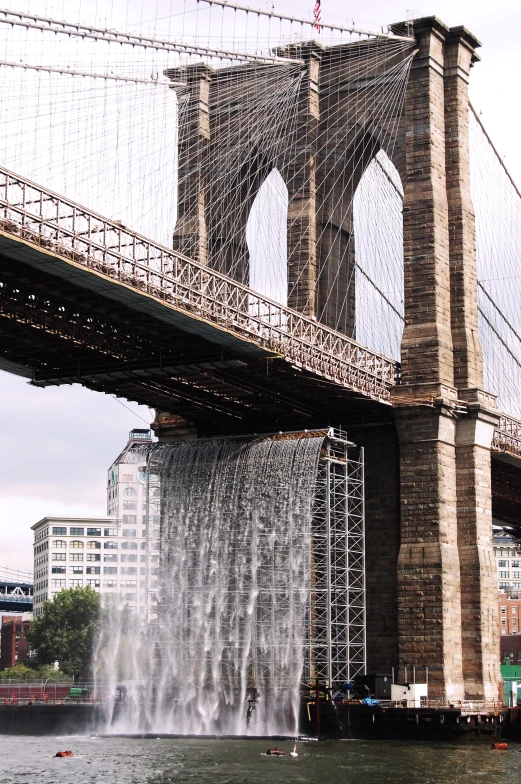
26,586,100,680
0,663,70,681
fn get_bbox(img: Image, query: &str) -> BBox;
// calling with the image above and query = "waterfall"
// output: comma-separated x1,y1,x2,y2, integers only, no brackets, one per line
95,433,324,736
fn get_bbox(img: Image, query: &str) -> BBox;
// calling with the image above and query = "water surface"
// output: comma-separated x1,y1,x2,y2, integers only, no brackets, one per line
0,736,520,784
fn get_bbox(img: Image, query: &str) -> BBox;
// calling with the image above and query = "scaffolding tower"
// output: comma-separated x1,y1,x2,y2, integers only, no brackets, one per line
307,429,366,686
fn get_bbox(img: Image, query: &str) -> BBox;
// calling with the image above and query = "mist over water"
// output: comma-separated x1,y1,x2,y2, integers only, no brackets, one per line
95,435,323,736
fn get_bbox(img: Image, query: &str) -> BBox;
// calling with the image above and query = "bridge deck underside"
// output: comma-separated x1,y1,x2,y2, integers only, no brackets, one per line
492,453,521,527
0,254,390,435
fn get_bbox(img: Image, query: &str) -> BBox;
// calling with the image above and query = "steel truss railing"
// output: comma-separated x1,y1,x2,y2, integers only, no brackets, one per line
0,166,398,402
307,431,366,685
492,414,521,459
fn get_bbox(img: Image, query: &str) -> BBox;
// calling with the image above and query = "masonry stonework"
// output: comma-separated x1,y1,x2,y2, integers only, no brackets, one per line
392,16,500,700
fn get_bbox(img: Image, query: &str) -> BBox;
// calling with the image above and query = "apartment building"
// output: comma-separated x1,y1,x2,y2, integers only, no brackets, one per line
493,528,521,593
32,426,158,617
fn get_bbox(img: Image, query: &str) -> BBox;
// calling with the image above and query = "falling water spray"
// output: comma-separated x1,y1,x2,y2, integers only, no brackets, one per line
95,433,324,735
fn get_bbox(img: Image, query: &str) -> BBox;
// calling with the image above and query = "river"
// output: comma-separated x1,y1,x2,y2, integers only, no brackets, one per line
0,736,519,783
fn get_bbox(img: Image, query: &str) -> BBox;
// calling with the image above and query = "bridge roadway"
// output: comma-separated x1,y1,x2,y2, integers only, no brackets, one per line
0,165,401,435
1,163,521,505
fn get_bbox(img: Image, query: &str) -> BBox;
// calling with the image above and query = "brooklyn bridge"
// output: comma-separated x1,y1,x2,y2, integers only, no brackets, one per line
0,4,520,708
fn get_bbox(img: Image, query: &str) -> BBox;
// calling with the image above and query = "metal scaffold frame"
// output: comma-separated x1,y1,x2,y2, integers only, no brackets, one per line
307,430,366,686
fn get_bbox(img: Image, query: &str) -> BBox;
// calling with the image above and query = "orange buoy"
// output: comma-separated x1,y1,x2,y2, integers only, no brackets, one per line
55,751,74,758
491,742,508,750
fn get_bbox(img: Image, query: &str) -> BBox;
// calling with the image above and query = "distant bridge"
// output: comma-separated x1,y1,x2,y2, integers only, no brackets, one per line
0,570,33,613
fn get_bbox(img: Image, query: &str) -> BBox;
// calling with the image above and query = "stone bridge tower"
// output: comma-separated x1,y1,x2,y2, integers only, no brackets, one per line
161,16,501,701
391,17,500,701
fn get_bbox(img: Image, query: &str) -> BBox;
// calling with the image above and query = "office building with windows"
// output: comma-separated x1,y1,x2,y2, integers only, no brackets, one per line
493,527,521,594
32,429,157,617
32,516,141,616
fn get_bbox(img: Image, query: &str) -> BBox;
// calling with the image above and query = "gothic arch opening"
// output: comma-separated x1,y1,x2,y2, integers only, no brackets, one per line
353,150,404,361
246,168,289,306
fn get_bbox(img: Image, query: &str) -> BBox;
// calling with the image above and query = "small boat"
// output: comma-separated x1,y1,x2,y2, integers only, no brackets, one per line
491,742,508,750
290,745,298,757
55,751,74,758
266,747,285,756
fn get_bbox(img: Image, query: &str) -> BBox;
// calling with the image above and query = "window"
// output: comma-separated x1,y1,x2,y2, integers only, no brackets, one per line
123,500,137,510
52,566,66,574
87,541,101,549
500,572,510,579
53,539,67,549
87,579,100,588
121,542,138,550
513,561,521,568
121,567,137,575
140,567,146,575
23,626,29,633
499,561,508,568
502,630,507,635
103,580,117,588
124,487,137,496
52,527,67,535
70,553,83,561
123,515,137,524
124,593,137,601
52,553,66,561
121,554,138,562
104,541,118,549
87,528,101,537
513,608,517,615
104,528,118,537
87,553,100,562
70,579,83,587
502,618,507,626
51,579,66,587
140,555,147,563
120,580,136,587
104,554,118,562
141,542,146,550
86,566,100,575
104,567,117,575
69,566,83,574
15,635,21,641
70,527,84,536
122,529,137,538
70,540,84,549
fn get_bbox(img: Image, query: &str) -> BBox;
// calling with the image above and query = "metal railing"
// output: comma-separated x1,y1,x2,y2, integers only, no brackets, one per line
493,414,521,459
0,165,398,403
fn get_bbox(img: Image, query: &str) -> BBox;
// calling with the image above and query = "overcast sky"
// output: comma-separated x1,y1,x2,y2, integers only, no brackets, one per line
0,0,520,574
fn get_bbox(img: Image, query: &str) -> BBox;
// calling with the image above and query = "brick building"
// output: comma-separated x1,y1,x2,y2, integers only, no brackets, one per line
498,592,521,636
0,614,32,670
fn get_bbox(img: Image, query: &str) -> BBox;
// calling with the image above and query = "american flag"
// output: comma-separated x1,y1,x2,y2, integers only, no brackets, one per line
313,0,321,33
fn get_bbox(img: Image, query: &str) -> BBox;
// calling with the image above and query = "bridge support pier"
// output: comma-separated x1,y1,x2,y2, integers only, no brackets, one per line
391,17,500,700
